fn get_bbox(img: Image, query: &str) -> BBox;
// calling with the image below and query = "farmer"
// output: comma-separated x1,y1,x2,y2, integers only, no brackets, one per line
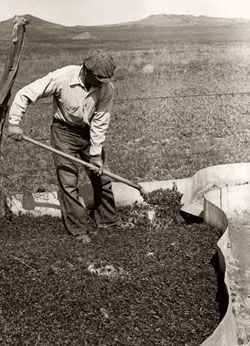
7,49,124,243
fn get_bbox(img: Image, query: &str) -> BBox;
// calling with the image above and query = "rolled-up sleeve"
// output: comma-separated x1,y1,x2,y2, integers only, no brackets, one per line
8,71,59,125
89,83,114,156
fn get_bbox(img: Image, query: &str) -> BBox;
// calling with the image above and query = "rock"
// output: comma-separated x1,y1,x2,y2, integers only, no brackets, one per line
141,64,155,74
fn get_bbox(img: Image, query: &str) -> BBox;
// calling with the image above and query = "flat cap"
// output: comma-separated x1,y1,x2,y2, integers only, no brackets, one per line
83,49,116,82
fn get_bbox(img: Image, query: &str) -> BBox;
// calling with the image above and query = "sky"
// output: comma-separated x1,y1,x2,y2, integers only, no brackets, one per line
1,0,250,26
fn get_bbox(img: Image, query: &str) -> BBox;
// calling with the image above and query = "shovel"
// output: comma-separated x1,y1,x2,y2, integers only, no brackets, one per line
23,135,146,197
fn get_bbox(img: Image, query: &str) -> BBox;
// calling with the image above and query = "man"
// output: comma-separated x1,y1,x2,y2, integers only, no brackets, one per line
7,49,122,244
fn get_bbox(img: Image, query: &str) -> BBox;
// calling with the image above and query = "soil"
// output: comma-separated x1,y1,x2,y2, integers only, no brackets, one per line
0,201,223,346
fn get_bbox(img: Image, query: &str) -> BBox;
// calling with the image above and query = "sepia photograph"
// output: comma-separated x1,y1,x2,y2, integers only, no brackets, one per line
1,0,250,345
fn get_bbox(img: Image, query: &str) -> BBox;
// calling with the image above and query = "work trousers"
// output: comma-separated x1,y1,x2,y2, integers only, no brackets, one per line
51,120,119,236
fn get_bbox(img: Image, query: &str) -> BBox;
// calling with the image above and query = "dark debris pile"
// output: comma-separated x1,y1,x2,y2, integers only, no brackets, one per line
139,186,183,225
142,185,183,206
0,194,223,346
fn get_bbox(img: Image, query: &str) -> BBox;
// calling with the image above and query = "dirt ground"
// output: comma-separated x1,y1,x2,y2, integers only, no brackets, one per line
0,201,223,346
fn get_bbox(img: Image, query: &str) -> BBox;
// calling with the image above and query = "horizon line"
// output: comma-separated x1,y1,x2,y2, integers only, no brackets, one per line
0,12,250,28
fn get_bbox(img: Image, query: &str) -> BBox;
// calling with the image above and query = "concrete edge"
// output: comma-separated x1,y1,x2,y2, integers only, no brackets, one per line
202,196,237,346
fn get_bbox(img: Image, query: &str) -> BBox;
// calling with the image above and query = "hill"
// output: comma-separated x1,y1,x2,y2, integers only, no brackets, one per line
0,15,85,41
134,14,250,26
0,14,250,47
0,14,65,34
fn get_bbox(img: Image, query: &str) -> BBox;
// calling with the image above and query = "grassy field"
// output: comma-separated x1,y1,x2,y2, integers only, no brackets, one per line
1,21,250,195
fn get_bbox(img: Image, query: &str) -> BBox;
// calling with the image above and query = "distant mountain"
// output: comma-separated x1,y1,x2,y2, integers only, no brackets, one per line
0,14,64,31
134,14,250,26
0,13,250,43
0,15,85,40
95,13,250,28
1,13,250,30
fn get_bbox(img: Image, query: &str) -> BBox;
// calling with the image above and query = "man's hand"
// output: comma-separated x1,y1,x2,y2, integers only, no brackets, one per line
90,155,104,176
7,125,23,141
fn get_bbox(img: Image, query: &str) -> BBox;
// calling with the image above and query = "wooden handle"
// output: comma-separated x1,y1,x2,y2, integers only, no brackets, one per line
23,135,143,192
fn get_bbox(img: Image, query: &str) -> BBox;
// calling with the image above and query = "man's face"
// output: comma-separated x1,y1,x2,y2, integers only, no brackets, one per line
85,69,102,88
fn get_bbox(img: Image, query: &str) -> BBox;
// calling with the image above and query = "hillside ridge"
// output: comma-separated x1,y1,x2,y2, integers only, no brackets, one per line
0,13,250,29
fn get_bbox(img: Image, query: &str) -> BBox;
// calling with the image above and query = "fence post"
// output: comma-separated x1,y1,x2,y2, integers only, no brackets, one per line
0,15,29,216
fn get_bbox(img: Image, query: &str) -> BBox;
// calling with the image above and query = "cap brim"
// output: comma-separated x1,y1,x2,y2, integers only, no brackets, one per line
95,76,112,83
95,77,111,83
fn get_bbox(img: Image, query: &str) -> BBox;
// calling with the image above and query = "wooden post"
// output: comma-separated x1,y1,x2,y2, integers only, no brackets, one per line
0,15,29,158
0,16,29,216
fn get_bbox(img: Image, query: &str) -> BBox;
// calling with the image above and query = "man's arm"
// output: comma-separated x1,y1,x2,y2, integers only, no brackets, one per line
8,71,59,127
89,82,114,156
89,82,114,175
7,70,60,141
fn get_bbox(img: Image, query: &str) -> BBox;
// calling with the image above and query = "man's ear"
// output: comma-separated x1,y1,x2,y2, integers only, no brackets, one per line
82,64,87,74
80,65,86,82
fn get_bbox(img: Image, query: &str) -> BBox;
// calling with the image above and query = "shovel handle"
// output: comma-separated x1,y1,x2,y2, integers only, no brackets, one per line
23,135,144,193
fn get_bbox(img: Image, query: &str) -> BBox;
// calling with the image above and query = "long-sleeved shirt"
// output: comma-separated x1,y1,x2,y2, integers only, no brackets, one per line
8,65,115,156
